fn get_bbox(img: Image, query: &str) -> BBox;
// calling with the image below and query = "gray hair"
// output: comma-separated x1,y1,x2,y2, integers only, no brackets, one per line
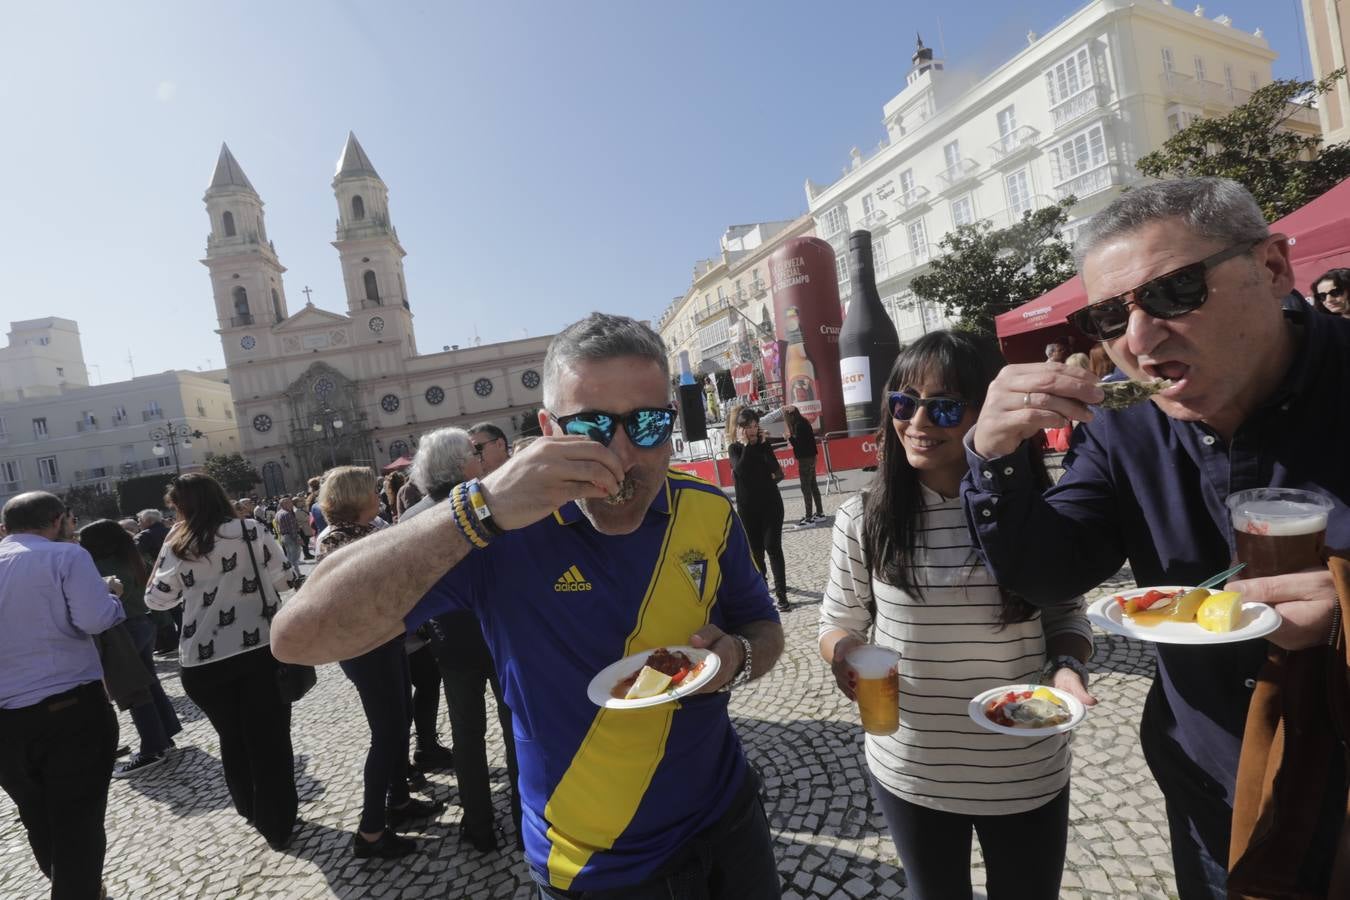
137,508,163,524
409,427,475,493
543,312,669,410
1075,177,1269,267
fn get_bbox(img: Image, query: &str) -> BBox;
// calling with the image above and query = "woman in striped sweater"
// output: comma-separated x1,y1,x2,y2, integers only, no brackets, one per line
818,330,1096,900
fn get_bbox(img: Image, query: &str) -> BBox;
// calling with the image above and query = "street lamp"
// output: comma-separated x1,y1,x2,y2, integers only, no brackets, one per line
312,408,345,468
150,421,204,476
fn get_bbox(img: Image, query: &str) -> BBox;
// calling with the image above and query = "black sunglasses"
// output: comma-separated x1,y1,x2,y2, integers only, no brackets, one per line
552,407,677,448
1069,240,1261,342
887,391,968,428
1315,287,1346,300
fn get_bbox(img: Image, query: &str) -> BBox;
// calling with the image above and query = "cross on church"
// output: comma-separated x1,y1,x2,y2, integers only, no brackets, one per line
302,286,314,305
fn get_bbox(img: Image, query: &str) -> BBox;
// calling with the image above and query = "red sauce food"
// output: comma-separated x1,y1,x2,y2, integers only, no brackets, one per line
984,690,1034,728
610,649,705,699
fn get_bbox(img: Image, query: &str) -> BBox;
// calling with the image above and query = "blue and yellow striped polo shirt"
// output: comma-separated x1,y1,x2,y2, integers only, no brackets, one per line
406,471,778,892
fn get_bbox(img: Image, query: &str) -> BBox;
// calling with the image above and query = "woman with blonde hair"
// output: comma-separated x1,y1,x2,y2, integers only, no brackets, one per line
317,466,441,858
145,473,299,850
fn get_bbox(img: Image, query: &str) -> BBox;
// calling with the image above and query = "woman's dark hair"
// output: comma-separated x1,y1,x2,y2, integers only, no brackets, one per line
860,330,1046,625
735,407,761,427
1311,268,1350,315
164,473,237,560
78,518,148,586
782,406,805,435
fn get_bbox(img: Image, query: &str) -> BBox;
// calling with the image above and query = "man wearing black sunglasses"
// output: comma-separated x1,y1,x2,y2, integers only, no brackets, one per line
273,312,786,899
962,177,1350,899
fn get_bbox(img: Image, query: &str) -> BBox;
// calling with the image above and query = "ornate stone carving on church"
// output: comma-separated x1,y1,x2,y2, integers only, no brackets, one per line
278,362,373,477
331,329,349,346
283,336,302,353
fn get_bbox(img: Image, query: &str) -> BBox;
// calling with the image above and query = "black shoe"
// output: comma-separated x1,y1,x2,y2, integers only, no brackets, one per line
114,745,131,759
460,822,500,853
795,516,811,527
113,751,166,778
776,598,791,612
386,797,445,827
406,769,429,792
352,828,418,859
412,743,455,771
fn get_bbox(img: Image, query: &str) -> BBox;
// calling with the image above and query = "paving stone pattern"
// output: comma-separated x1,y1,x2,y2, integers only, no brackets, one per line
1,489,1177,899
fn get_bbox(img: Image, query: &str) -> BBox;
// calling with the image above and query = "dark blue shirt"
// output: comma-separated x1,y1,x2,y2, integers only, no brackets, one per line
961,305,1350,814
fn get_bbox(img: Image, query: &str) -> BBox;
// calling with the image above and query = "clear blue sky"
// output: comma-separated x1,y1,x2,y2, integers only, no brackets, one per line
0,0,1312,383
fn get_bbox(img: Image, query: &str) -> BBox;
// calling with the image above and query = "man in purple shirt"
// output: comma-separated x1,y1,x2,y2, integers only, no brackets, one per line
274,497,302,570
0,491,126,898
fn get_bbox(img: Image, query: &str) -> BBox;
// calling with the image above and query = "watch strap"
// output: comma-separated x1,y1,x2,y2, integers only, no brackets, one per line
718,634,754,693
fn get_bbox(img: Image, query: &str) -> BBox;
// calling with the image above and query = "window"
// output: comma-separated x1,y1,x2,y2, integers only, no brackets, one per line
942,140,961,172
872,238,888,278
696,318,731,351
232,286,249,316
1046,46,1093,105
37,456,59,485
1006,170,1033,217
717,286,727,304
222,211,236,237
835,254,848,287
951,195,975,227
145,400,162,420
352,195,365,220
0,459,19,491
996,106,1017,137
1194,56,1206,82
196,399,207,416
1161,47,1175,74
272,288,283,323
898,168,916,202
32,417,48,440
906,219,929,262
0,417,6,439
861,193,875,216
1052,124,1108,182
734,279,743,299
820,205,847,237
1225,64,1235,97
113,405,127,423
56,367,64,378
363,270,380,302
1167,109,1200,135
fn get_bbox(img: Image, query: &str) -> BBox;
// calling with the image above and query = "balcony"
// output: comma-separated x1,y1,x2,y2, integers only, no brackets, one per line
142,409,164,422
1050,83,1110,131
895,186,932,216
76,419,99,433
74,467,110,482
0,480,18,495
989,126,1042,165
1054,163,1125,201
860,208,890,229
981,195,1055,230
750,279,768,298
230,314,254,327
936,159,981,195
886,244,938,277
694,298,734,326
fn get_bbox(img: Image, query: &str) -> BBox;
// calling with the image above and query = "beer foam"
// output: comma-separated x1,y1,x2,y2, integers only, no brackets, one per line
846,645,900,677
1232,499,1329,536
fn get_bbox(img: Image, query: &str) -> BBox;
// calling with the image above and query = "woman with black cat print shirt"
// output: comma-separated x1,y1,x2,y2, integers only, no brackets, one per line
146,473,300,850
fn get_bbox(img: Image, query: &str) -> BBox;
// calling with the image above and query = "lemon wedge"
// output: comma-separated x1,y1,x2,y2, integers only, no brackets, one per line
1196,591,1243,633
1031,687,1065,706
624,665,673,700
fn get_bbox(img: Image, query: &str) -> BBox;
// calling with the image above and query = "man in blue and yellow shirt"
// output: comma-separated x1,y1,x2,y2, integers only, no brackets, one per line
273,313,785,898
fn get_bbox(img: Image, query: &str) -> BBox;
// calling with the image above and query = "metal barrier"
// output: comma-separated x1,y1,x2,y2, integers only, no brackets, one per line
818,430,853,495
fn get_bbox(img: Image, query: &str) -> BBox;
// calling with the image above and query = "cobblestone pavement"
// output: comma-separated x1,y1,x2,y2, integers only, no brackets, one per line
1,487,1175,899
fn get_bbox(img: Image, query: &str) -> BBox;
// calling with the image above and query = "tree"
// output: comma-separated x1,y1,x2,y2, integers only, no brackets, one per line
910,198,1078,336
204,452,262,495
62,485,121,522
1136,69,1350,220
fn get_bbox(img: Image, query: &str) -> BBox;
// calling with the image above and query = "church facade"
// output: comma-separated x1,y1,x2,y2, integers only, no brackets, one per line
203,134,551,496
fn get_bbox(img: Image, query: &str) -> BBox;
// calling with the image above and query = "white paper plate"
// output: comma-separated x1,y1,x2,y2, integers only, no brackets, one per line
586,646,721,710
1087,586,1281,645
968,684,1087,736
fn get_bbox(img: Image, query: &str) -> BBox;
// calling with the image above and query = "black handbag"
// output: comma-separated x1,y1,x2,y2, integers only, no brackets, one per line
241,523,317,703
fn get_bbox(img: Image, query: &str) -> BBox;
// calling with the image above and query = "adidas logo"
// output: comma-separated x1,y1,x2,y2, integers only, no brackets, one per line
553,565,593,592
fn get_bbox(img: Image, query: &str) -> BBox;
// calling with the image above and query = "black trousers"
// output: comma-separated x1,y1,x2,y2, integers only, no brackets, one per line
407,643,444,748
339,637,412,834
738,495,786,601
796,456,823,518
180,648,297,847
429,612,521,842
871,775,1069,900
0,682,118,900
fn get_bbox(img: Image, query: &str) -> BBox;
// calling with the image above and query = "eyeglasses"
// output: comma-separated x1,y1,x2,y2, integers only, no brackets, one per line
1315,287,1347,300
887,391,968,428
1068,240,1262,342
551,407,677,448
471,443,486,458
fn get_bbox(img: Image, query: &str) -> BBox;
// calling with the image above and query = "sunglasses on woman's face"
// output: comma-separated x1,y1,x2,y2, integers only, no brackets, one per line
551,407,676,448
1315,287,1347,300
1068,240,1261,342
887,391,968,428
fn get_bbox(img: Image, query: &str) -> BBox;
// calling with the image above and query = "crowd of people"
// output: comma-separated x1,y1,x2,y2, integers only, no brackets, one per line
2,176,1349,900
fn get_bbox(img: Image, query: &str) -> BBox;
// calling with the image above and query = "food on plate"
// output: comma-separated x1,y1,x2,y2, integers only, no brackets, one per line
1097,378,1174,411
1196,591,1242,633
1111,587,1211,627
611,648,706,700
984,688,1072,729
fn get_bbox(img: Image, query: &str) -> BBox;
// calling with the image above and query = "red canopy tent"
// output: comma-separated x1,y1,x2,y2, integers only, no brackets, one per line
995,177,1350,362
382,456,413,473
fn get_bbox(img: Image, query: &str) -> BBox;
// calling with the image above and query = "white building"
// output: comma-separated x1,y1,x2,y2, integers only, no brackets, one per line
0,355,241,502
0,318,90,402
205,136,551,495
806,0,1317,342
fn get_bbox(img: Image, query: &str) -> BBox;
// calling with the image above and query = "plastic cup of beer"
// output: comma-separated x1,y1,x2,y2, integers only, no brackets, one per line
847,645,901,736
1226,488,1334,579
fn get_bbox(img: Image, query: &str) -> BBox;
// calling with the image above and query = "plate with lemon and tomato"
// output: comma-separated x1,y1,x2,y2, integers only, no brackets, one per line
1087,586,1281,645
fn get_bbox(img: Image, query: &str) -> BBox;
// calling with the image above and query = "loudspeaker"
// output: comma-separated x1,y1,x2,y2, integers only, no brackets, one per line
678,383,708,443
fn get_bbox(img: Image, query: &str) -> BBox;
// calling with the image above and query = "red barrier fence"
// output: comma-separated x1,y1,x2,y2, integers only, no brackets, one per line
670,433,879,489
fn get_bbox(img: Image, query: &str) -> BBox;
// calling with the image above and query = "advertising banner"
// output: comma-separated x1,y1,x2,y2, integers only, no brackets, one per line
768,237,845,434
731,363,757,402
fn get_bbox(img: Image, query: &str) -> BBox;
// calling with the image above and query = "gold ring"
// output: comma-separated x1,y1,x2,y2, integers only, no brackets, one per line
1023,393,1032,408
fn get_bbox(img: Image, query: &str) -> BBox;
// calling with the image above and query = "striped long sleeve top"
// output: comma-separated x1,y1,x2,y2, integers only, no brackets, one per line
819,488,1093,815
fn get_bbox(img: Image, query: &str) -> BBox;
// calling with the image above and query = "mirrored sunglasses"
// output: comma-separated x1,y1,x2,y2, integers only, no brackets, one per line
553,407,676,448
887,392,967,428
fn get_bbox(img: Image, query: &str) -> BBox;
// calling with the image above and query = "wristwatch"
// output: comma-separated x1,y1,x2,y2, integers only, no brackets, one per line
718,634,754,693
1042,654,1090,687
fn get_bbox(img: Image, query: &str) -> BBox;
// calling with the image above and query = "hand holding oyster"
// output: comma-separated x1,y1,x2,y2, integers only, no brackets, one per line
1095,377,1173,411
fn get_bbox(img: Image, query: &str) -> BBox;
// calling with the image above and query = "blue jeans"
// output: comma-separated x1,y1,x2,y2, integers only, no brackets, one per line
124,615,182,756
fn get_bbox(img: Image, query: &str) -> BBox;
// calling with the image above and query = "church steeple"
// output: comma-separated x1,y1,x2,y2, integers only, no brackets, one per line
209,143,257,193
331,132,417,354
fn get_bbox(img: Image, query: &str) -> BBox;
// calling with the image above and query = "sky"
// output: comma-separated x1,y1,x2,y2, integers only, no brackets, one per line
0,0,1314,383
